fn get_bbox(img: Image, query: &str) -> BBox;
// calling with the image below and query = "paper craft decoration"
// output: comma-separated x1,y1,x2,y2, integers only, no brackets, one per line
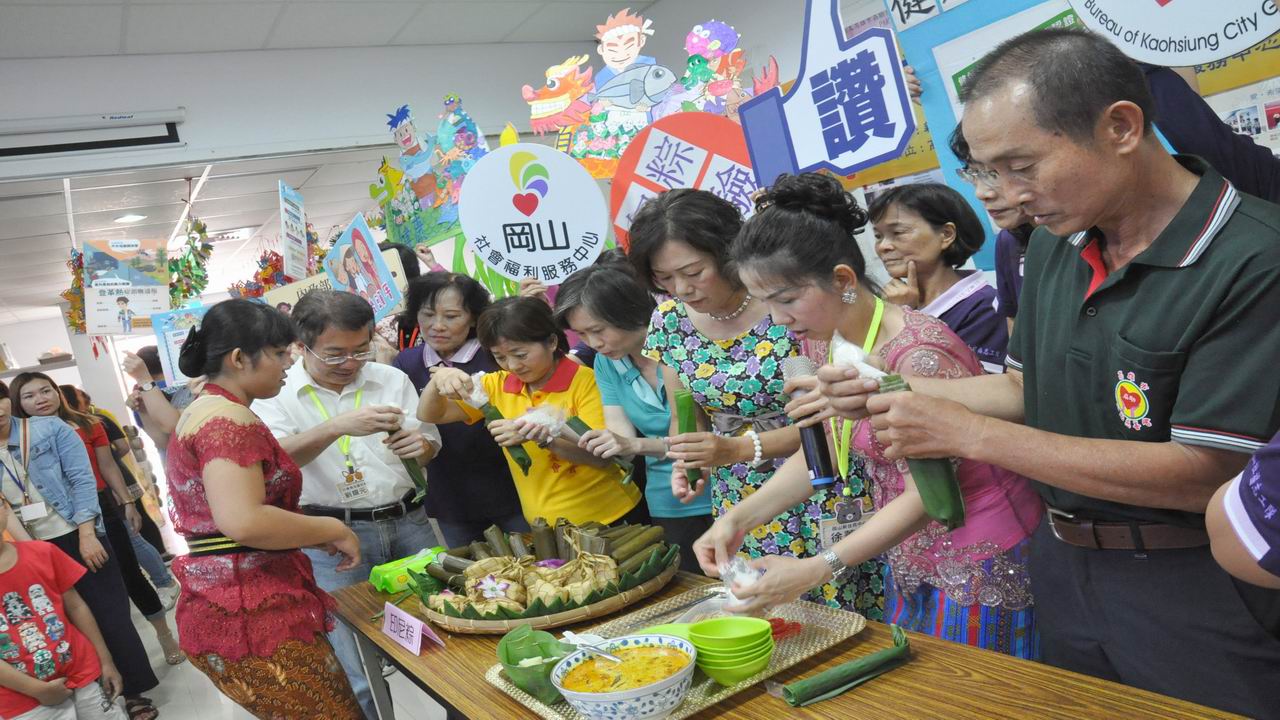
82,237,169,335
740,0,916,188
654,20,780,122
168,217,213,309
151,305,212,385
609,112,757,248
279,182,308,282
374,98,490,249
324,214,404,321
1067,0,1280,66
458,143,607,284
522,8,676,179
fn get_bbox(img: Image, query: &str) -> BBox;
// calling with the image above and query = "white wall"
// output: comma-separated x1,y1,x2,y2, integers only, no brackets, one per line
0,40,586,180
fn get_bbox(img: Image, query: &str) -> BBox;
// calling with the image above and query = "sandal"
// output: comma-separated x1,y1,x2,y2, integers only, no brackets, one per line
155,628,187,666
125,696,159,720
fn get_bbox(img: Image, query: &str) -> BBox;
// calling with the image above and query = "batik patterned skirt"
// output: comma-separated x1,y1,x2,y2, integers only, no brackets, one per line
188,635,362,720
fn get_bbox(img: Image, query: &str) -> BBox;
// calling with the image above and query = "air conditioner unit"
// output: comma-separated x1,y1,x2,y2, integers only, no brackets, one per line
0,108,185,158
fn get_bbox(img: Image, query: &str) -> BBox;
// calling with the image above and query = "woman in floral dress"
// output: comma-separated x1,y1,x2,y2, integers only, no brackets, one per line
698,173,1041,658
628,189,886,618
166,300,363,718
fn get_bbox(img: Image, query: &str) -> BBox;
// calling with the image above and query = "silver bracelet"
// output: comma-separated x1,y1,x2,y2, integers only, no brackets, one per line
745,429,763,466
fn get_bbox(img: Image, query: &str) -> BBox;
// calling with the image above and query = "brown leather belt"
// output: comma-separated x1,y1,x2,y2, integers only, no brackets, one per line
1046,507,1208,551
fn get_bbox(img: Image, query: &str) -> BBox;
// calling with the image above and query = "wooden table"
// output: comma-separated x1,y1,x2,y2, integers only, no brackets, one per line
332,573,1240,720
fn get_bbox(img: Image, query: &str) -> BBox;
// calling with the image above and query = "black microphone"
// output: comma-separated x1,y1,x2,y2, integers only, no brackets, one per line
782,356,837,488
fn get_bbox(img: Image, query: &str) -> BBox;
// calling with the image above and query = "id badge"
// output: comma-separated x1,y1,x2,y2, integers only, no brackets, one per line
336,468,372,504
19,502,48,522
819,498,875,550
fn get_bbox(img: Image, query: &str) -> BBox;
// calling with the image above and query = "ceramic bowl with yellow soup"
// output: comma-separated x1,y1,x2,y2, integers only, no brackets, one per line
551,634,697,719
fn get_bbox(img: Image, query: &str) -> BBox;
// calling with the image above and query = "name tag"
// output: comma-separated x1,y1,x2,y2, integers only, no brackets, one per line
19,503,48,522
819,498,875,550
336,469,372,504
381,601,444,654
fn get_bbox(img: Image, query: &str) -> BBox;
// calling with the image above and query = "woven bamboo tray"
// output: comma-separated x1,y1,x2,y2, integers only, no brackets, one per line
485,586,867,719
420,553,680,634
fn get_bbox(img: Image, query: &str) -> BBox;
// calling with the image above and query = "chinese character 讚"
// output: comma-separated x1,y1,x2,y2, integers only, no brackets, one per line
503,223,536,253
706,164,758,215
642,134,700,189
809,49,895,160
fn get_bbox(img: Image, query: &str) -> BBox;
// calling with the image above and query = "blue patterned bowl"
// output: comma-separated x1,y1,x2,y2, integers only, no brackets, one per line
551,634,697,719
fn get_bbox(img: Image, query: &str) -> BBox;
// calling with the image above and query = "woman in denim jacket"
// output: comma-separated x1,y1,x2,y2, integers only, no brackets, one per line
1,380,160,719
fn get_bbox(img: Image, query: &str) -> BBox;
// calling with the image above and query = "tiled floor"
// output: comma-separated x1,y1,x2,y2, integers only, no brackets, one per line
131,606,447,720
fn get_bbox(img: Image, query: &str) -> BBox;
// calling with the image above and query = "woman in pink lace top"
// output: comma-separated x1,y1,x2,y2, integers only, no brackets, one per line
166,300,363,718
695,173,1042,659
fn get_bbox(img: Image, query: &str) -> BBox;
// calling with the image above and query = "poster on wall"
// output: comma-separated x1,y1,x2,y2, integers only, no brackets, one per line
1067,0,1280,66
323,214,403,322
1205,76,1280,154
609,112,757,248
739,0,916,187
458,143,607,285
150,305,212,385
82,237,169,335
278,181,308,283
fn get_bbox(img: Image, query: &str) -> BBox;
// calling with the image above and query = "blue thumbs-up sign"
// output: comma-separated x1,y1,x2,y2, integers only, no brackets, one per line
740,0,916,187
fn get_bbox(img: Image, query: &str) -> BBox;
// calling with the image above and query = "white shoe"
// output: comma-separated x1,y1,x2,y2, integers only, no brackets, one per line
157,582,180,611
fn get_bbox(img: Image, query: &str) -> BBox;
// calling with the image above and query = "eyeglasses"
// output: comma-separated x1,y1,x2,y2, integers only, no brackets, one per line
955,166,1001,188
304,345,375,366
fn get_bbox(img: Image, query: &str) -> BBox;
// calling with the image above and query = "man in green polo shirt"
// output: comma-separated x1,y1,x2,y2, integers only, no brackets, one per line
820,28,1280,718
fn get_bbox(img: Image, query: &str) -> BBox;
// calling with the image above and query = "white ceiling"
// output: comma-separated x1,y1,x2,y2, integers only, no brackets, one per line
0,0,656,59
0,144,403,324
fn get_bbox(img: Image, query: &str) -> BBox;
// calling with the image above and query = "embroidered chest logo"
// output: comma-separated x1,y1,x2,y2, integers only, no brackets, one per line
1114,371,1152,430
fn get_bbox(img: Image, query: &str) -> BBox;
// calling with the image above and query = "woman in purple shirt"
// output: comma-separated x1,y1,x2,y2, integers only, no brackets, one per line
868,183,1008,373
391,272,524,547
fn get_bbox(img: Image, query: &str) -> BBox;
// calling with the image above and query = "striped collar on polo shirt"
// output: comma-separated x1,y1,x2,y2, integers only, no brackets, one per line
1066,155,1239,269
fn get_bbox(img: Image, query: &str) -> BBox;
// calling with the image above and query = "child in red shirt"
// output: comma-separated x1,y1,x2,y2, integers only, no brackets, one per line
0,501,124,720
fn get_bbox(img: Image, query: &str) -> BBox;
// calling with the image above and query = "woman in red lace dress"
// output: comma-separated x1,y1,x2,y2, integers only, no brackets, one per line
165,299,362,719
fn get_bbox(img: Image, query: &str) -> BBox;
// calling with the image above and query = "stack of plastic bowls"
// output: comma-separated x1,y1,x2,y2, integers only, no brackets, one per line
687,617,775,686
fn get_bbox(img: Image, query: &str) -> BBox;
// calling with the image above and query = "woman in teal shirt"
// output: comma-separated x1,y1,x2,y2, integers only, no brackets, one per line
556,264,713,572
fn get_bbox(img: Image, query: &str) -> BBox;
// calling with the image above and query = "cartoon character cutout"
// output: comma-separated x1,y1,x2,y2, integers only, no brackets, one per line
386,105,437,208
590,9,673,125
3,592,32,625
522,54,595,134
117,296,136,333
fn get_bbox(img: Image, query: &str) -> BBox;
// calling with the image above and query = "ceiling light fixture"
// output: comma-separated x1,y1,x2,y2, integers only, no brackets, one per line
114,213,147,223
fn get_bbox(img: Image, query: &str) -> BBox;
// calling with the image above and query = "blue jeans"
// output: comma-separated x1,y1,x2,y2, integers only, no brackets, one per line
304,506,440,720
434,511,529,549
128,524,174,589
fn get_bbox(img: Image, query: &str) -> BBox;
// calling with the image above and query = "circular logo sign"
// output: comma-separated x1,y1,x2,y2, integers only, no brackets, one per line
459,143,608,285
609,112,756,249
1069,1,1280,66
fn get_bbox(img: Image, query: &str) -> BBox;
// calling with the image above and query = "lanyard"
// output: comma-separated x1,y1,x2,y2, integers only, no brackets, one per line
305,387,364,469
829,297,884,486
1,420,32,504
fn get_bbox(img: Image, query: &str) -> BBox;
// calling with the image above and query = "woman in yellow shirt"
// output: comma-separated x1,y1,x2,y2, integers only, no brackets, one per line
419,297,644,526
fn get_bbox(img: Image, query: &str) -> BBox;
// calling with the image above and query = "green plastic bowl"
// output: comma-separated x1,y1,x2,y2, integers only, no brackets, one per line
696,636,774,663
698,651,773,686
688,617,772,650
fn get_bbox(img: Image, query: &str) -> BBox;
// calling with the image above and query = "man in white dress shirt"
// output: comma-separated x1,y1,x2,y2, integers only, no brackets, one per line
255,290,441,720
